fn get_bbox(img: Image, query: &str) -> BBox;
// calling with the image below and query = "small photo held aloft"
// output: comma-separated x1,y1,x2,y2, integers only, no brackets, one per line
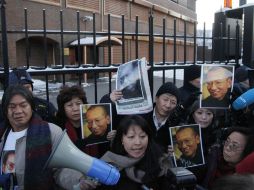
80,103,112,146
200,64,235,109
169,124,205,168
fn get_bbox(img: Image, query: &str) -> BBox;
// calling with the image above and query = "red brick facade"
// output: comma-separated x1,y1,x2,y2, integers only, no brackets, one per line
3,0,197,67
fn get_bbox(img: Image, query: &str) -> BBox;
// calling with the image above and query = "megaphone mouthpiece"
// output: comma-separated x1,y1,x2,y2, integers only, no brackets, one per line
44,130,120,185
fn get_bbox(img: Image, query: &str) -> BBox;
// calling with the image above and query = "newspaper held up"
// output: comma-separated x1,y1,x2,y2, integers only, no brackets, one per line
116,58,153,115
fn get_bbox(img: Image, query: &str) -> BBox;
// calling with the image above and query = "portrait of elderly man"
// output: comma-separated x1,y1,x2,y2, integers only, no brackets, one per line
201,65,234,108
82,104,112,145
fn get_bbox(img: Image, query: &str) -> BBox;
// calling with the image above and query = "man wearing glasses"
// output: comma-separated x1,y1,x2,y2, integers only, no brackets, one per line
175,126,203,167
85,105,111,145
202,66,233,108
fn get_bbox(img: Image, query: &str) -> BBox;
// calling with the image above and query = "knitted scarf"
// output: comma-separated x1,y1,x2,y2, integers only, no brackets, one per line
65,120,79,142
0,114,53,190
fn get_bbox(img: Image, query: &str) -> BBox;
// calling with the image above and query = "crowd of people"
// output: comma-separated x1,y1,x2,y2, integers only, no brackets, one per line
0,64,254,190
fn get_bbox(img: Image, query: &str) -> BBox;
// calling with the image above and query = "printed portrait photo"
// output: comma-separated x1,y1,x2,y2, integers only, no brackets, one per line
80,103,112,146
117,59,144,102
2,150,15,174
169,124,205,168
200,65,234,109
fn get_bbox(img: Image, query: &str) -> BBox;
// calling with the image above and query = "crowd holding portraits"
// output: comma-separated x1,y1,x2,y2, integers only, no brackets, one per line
201,65,234,109
2,60,254,190
81,103,112,146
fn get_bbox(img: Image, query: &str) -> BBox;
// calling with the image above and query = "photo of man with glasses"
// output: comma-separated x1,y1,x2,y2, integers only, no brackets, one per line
201,65,234,108
81,103,112,145
170,124,204,167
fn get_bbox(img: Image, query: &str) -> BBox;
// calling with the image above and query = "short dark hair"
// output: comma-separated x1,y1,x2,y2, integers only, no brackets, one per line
56,85,87,126
86,105,109,117
2,85,35,120
111,115,165,182
175,125,200,137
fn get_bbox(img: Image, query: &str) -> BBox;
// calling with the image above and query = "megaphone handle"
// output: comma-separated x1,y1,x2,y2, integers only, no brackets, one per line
73,176,100,190
73,183,81,190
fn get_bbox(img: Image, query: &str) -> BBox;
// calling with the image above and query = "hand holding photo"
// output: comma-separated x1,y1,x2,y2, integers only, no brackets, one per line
169,124,205,168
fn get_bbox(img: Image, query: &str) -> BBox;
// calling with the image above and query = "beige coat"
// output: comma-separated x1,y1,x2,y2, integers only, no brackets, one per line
0,123,83,190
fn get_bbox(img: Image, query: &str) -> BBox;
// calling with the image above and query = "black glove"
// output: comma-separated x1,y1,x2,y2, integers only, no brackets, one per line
182,91,202,109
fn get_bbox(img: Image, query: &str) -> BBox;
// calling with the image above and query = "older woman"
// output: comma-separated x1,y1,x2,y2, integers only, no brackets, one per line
0,85,90,190
56,85,87,144
56,85,112,158
94,115,173,190
203,127,254,188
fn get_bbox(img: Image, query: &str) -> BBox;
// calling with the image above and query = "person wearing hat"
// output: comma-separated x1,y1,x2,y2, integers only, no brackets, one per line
0,69,57,123
202,66,233,108
139,82,187,151
179,65,201,106
108,82,197,152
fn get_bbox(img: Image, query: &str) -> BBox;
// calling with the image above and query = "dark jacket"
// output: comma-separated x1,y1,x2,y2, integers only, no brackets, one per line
95,170,172,190
202,90,231,108
176,144,204,168
34,97,57,123
178,82,200,105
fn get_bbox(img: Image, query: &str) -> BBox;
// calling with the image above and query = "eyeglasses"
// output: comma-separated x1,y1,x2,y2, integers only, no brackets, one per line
223,139,243,152
177,139,194,147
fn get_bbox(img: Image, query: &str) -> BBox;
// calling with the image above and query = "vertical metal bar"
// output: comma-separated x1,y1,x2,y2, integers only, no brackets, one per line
93,13,98,103
121,15,125,64
43,9,48,69
108,14,112,66
226,24,230,64
0,0,9,90
76,11,81,67
24,8,30,69
162,17,166,83
193,22,197,64
135,16,139,59
202,22,206,64
173,19,176,84
211,23,215,63
42,9,49,101
108,14,112,94
60,10,64,67
148,13,154,99
184,21,187,64
93,12,96,67
235,20,240,65
219,22,223,63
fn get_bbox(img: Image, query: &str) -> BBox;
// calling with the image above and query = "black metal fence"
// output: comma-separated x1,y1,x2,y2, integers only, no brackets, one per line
0,1,241,104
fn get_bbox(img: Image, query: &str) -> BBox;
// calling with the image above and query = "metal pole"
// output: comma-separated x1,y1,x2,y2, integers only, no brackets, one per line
1,0,9,90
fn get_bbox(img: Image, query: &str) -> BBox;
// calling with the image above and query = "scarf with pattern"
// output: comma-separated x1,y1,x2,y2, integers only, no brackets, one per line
0,114,53,190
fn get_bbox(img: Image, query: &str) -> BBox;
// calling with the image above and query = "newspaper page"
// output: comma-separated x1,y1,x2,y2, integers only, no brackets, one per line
115,58,153,114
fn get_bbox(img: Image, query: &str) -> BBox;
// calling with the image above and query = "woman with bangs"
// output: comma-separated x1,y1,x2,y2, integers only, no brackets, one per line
91,115,174,190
